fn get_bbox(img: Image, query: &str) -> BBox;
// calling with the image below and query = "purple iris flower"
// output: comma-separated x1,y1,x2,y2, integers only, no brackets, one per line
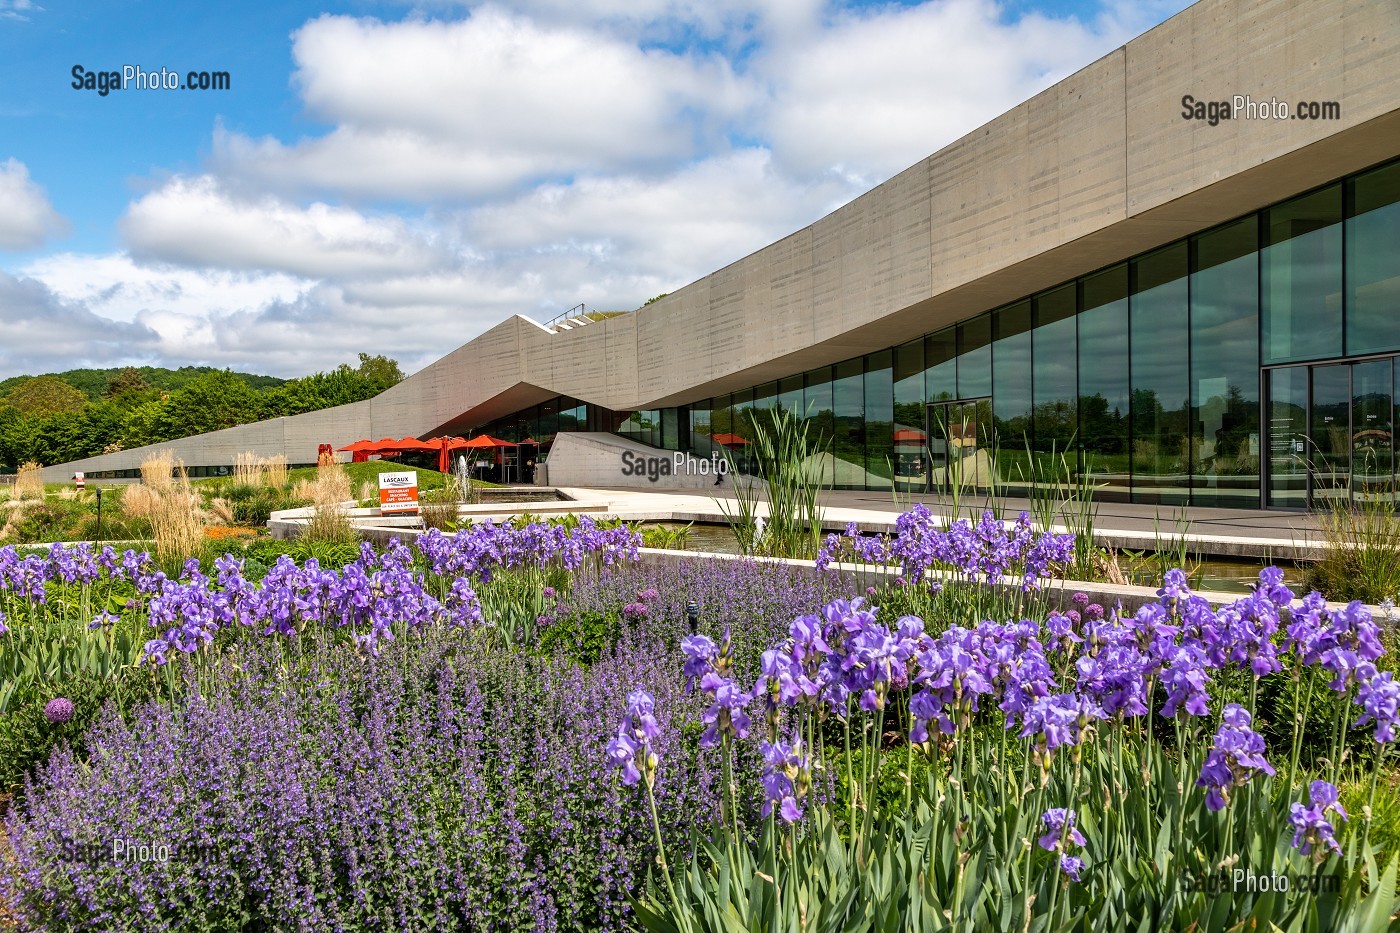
1197,704,1274,811
1289,780,1347,858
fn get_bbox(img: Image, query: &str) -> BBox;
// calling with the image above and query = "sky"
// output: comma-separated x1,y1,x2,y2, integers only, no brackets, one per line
0,0,1193,380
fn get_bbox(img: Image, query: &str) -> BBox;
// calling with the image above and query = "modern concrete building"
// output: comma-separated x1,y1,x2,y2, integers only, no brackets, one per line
48,0,1400,511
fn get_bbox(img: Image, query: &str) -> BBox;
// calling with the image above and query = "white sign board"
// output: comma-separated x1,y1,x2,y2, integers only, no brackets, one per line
378,471,420,515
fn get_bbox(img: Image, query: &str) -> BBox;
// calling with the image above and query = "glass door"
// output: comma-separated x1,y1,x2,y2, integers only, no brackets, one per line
1311,365,1351,506
1266,366,1309,508
1352,358,1394,501
926,398,992,494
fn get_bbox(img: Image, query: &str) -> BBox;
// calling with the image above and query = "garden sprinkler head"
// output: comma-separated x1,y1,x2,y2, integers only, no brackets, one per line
686,601,699,634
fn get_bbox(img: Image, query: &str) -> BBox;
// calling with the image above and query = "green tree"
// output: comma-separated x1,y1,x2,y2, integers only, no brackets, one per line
3,376,88,418
105,367,151,399
145,371,259,442
353,353,404,393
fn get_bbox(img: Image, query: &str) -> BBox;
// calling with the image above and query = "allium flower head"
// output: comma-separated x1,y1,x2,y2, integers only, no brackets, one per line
44,698,75,724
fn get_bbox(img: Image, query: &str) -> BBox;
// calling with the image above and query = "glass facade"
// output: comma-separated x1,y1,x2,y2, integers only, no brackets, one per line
478,156,1400,509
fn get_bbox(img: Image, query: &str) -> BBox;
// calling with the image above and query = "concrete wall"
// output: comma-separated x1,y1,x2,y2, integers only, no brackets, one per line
45,0,1400,481
543,432,738,490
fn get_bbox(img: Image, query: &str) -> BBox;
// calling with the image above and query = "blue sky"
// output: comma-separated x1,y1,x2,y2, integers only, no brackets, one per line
0,0,1192,379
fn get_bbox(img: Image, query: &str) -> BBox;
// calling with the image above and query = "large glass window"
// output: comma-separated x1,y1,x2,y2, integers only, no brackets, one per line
1032,284,1078,467
832,360,865,488
804,367,834,453
779,375,804,416
925,328,957,401
957,316,991,400
1266,367,1309,508
1190,218,1260,507
1347,163,1400,355
865,350,894,489
1262,185,1343,364
1131,243,1190,504
992,301,1033,491
893,340,926,488
1079,265,1130,499
690,398,715,456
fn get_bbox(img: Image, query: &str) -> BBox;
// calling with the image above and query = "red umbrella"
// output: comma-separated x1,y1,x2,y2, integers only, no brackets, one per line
461,434,517,448
337,439,379,463
710,432,749,447
893,429,927,445
392,436,436,452
429,436,472,473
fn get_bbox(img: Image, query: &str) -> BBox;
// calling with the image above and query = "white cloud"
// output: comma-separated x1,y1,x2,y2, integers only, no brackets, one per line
757,0,1133,184
21,252,310,324
214,7,753,200
0,0,41,23
466,149,850,292
0,159,68,250
120,176,452,278
0,272,161,376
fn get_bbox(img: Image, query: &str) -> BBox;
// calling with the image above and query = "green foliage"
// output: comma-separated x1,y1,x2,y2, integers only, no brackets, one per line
637,739,1400,932
2,375,88,418
1307,495,1400,604
641,522,693,550
535,608,622,665
0,358,401,472
285,460,452,492
0,670,159,792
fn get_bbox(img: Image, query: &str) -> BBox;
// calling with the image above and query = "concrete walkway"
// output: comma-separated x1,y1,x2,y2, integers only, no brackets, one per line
551,486,1327,561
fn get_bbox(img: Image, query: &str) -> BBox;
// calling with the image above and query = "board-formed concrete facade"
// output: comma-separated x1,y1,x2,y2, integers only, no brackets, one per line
45,0,1400,499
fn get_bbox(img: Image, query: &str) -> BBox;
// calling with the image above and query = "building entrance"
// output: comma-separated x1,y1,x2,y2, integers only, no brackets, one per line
1265,358,1397,508
925,398,994,494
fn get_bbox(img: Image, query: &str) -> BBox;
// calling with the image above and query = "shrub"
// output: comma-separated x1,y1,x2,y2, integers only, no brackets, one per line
1306,494,1400,604
2,631,719,931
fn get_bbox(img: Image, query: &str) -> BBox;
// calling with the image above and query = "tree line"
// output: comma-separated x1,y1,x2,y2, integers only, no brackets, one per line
0,354,403,472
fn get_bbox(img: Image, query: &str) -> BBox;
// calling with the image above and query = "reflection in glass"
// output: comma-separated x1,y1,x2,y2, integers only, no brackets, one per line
1262,186,1342,364
893,340,926,489
1079,265,1130,500
993,302,1032,493
958,316,991,400
925,328,957,402
1352,358,1393,498
865,350,894,490
1131,244,1190,504
1190,218,1259,507
1347,163,1400,355
1266,367,1309,508
832,360,865,489
1032,284,1078,479
1312,365,1350,506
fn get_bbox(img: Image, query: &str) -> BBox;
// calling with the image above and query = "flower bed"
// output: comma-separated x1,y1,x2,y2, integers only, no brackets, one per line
2,509,1400,930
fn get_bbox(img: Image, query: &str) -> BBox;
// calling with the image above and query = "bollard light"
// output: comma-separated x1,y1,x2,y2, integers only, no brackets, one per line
686,600,700,634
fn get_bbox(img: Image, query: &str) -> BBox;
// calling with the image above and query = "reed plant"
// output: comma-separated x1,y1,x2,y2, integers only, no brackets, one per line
14,460,44,500
1308,490,1400,605
716,406,827,560
301,452,356,545
122,453,205,567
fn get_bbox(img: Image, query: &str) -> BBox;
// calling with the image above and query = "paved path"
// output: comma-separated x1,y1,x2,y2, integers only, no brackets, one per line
552,486,1327,560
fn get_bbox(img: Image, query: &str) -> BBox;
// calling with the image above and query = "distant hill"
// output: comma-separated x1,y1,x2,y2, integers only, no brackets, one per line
0,366,285,402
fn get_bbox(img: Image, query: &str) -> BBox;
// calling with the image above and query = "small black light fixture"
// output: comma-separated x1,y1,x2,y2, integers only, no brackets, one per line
686,600,700,634
94,486,104,544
